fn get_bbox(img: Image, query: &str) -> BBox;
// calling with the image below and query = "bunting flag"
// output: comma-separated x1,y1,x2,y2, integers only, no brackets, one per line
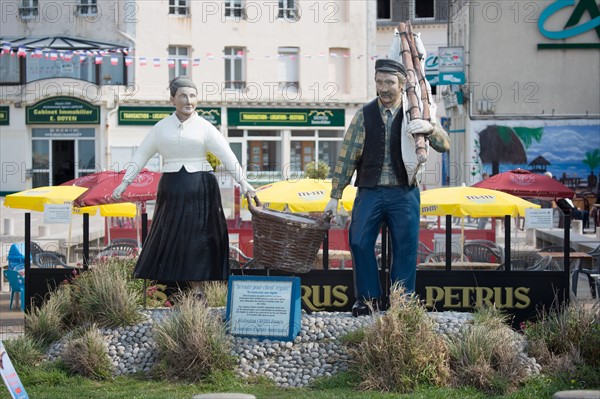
0,44,408,71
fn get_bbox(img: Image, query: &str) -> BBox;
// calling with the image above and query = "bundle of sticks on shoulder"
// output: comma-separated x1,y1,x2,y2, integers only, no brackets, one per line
394,21,432,164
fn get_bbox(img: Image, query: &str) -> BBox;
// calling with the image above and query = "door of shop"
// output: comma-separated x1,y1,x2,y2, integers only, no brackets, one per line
31,128,96,187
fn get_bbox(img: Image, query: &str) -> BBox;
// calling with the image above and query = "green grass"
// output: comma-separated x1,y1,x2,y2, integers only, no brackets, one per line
17,366,595,399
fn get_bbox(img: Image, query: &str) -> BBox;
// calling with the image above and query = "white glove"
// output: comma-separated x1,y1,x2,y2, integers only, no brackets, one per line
324,198,339,216
112,181,130,200
240,181,256,199
407,119,434,136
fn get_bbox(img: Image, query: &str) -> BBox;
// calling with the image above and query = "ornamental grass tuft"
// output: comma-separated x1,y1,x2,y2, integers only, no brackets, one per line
3,335,46,370
348,285,451,393
60,325,113,380
523,301,600,373
153,291,235,382
70,259,143,328
446,306,529,395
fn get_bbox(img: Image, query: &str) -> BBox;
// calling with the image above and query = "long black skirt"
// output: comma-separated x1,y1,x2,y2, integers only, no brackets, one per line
133,168,229,282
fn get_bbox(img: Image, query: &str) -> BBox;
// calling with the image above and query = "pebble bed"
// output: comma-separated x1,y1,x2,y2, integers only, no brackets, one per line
46,308,541,387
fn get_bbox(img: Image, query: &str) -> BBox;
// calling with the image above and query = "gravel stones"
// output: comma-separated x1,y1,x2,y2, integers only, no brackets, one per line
45,308,541,386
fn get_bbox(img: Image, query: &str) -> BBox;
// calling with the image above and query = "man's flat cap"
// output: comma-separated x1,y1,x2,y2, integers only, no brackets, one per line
375,59,407,77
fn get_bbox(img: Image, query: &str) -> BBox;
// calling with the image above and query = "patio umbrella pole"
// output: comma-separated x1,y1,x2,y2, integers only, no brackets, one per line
83,213,89,270
142,208,148,309
25,213,31,313
564,213,571,302
445,215,452,271
504,215,511,272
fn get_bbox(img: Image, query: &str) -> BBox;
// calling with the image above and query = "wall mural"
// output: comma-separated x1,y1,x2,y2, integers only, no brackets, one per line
471,121,600,191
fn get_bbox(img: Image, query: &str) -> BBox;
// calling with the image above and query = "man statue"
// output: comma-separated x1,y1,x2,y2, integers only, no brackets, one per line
325,59,450,316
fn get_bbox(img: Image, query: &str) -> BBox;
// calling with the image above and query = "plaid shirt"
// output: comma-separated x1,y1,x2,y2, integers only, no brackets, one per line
330,99,449,199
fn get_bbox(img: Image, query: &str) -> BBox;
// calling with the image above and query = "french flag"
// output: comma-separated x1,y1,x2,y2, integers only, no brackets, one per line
139,57,147,66
167,58,175,68
125,56,133,66
111,56,119,65
17,47,27,57
95,55,103,64
192,58,200,66
181,59,189,68
153,58,161,67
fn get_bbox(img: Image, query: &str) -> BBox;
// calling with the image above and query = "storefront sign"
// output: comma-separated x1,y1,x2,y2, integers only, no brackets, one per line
438,47,465,85
228,108,345,127
26,97,99,124
425,53,439,86
232,268,569,329
0,106,9,125
32,128,95,138
538,0,600,49
118,106,221,126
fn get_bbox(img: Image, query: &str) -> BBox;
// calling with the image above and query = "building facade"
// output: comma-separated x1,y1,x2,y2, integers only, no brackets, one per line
446,0,600,188
1,0,380,194
1,0,456,196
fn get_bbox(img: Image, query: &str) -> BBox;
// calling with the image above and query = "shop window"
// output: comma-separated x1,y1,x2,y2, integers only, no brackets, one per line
247,137,282,182
0,54,21,84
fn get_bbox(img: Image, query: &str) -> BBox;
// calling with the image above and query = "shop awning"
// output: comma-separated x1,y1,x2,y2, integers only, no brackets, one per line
0,35,129,50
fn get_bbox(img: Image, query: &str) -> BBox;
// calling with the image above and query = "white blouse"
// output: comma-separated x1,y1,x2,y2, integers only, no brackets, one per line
123,112,247,186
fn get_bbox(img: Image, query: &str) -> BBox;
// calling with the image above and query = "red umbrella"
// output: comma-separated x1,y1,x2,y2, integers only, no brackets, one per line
62,169,161,206
472,168,575,199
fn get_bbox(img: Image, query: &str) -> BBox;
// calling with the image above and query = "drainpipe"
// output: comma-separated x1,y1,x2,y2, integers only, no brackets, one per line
105,107,119,169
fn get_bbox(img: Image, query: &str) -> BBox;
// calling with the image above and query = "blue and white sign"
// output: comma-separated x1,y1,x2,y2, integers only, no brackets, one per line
438,47,465,85
226,275,301,340
425,53,439,86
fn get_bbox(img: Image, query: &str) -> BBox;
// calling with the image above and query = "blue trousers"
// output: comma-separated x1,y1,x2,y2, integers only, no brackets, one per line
349,186,420,299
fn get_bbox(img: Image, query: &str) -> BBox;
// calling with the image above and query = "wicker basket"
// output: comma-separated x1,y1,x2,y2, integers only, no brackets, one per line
248,196,331,273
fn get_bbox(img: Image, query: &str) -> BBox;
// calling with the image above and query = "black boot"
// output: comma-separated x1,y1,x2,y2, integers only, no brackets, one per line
352,299,372,317
378,295,390,311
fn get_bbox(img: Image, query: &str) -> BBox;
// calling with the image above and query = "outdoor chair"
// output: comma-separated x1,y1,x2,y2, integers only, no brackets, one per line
463,243,502,263
465,239,505,264
229,245,257,269
3,269,25,312
526,255,554,271
539,245,575,253
35,252,69,268
31,241,67,264
416,241,434,264
96,242,137,260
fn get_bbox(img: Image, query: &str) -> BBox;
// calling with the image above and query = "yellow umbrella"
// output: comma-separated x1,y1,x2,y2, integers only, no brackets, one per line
243,178,357,213
420,186,540,261
4,186,87,212
73,203,137,218
420,186,540,218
